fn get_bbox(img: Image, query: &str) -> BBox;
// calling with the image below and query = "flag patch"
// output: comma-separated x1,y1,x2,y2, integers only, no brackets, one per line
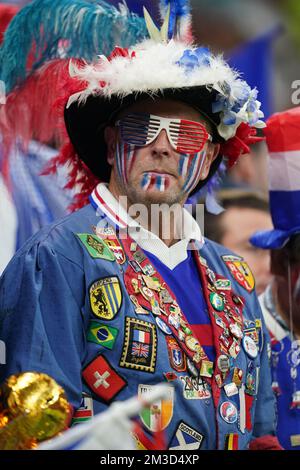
169,421,204,450
71,393,93,426
87,321,119,350
119,317,157,373
138,384,174,432
82,355,127,403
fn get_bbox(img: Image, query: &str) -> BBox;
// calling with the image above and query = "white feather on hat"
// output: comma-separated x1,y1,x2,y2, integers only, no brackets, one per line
67,39,265,140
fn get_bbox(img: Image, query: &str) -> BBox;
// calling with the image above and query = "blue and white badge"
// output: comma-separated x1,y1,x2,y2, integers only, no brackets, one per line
156,317,172,335
242,335,258,359
219,401,238,424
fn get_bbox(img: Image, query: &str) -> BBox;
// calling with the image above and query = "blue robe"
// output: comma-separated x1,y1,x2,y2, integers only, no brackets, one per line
0,199,277,450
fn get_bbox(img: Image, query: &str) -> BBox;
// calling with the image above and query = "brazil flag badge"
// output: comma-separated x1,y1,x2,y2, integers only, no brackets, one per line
87,321,119,350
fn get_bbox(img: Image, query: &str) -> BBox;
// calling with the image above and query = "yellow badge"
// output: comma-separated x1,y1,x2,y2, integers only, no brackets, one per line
222,255,255,293
89,276,122,320
290,434,300,447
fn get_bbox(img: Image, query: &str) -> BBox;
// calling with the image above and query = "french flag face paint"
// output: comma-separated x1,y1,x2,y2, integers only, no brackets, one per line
178,150,207,194
115,140,137,185
140,173,170,192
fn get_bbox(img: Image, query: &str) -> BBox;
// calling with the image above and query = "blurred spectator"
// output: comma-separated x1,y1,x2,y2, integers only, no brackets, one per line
251,107,300,450
0,3,74,273
0,173,17,273
224,141,269,195
203,189,273,295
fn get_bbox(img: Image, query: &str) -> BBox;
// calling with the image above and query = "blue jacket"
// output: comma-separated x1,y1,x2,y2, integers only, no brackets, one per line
0,202,276,450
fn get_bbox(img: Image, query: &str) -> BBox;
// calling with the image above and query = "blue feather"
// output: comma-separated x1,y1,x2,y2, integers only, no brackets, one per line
0,0,147,93
159,0,191,39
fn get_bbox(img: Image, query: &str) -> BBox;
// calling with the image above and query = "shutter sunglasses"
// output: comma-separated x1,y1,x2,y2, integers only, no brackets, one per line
115,113,212,154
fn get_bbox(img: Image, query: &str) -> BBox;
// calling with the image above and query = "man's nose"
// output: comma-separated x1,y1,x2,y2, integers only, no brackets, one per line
150,129,173,157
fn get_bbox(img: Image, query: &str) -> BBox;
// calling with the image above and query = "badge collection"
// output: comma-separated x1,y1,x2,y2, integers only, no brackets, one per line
73,223,263,447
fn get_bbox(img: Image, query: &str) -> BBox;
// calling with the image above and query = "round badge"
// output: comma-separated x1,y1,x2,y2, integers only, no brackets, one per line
155,317,172,335
229,322,243,339
219,401,238,424
185,335,200,352
242,335,258,359
209,293,224,312
217,354,230,373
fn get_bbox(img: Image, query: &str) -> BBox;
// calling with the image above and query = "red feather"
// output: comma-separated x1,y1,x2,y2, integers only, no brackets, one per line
0,5,19,44
0,58,101,210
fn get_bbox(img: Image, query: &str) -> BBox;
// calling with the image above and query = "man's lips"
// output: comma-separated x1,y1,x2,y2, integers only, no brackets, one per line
143,171,176,178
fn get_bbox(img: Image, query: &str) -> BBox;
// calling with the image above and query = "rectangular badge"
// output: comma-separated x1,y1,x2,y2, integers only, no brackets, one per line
119,317,157,373
290,434,300,447
76,233,115,260
71,394,93,426
82,355,127,403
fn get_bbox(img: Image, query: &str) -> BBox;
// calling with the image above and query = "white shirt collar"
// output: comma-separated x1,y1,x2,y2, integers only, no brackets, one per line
91,183,204,270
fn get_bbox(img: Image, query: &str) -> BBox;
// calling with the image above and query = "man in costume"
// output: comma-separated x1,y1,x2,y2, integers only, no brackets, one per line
0,0,281,450
251,107,300,450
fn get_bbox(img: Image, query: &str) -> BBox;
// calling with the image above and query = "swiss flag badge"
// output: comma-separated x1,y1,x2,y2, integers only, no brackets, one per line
83,355,127,403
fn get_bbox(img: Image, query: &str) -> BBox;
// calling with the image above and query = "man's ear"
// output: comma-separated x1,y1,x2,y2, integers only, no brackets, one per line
199,143,220,180
104,127,118,165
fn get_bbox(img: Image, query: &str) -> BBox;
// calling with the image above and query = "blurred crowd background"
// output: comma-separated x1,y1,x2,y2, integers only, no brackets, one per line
0,0,300,295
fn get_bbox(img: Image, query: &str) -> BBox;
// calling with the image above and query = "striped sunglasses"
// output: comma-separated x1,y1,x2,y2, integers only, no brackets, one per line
115,113,212,154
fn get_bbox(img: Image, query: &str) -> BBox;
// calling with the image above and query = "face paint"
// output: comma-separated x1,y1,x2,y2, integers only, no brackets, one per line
141,172,152,191
115,135,207,195
140,172,170,192
115,140,137,185
178,150,207,194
